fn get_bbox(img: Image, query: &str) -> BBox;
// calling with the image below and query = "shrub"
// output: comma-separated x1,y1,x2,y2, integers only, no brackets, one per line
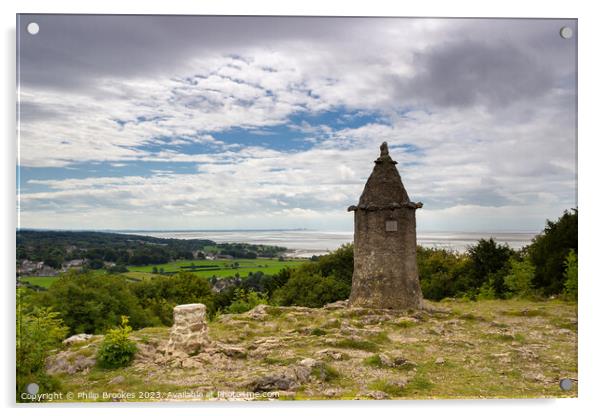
476,280,497,300
16,289,68,401
563,249,578,300
96,316,138,369
132,271,215,324
225,288,268,314
273,272,350,308
417,247,471,300
42,270,152,334
504,258,536,298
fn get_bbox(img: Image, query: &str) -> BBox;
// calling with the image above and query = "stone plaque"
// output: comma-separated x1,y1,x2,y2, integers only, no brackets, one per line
385,220,398,232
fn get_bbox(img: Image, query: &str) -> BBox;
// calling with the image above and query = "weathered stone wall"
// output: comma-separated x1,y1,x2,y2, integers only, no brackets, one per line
349,207,423,309
166,303,209,355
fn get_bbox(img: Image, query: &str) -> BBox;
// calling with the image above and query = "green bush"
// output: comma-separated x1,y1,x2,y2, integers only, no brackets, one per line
504,258,536,298
417,247,471,300
40,270,152,334
225,288,268,314
476,280,497,300
132,271,215,324
273,272,350,308
16,289,68,401
563,249,578,300
96,316,138,369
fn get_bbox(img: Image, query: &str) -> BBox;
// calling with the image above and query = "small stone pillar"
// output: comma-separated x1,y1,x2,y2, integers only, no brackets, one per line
166,303,209,355
348,142,424,310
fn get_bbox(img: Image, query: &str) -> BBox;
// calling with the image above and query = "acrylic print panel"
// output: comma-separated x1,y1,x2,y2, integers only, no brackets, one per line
16,15,577,402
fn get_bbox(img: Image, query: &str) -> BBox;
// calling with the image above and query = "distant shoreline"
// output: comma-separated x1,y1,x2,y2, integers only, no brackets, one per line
120,229,539,257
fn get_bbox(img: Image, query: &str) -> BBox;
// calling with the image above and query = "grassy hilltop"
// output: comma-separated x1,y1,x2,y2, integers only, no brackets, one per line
46,298,577,401
17,210,578,401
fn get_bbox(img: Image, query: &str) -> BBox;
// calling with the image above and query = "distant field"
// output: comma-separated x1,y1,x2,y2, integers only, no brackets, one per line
19,276,59,289
19,258,307,288
127,258,307,279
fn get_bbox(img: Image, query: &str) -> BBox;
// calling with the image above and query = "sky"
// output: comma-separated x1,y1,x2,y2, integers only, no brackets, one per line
16,15,577,232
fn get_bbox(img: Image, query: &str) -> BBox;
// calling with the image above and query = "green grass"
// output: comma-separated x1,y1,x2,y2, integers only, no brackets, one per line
311,363,340,382
19,276,59,288
331,338,380,352
19,258,307,288
368,379,406,397
363,354,385,368
127,258,307,279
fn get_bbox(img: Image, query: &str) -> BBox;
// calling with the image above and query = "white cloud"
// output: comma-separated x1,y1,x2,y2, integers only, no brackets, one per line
17,17,577,231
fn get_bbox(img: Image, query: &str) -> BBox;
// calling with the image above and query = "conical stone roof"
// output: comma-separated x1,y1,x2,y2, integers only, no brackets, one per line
348,142,422,211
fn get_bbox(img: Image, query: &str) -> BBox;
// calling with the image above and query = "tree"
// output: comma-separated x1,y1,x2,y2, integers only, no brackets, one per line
417,247,471,300
563,249,578,300
529,209,578,295
466,238,514,297
131,272,215,324
274,272,349,308
41,270,152,334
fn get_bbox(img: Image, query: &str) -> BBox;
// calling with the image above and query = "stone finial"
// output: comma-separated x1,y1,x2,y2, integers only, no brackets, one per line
380,141,389,157
166,303,209,355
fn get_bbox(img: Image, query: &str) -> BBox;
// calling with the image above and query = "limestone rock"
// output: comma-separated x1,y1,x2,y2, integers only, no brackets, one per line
216,343,247,358
247,374,297,392
367,390,390,400
63,333,94,345
109,375,125,384
46,350,96,375
299,358,317,368
166,304,209,356
316,349,345,361
323,300,349,310
245,303,272,319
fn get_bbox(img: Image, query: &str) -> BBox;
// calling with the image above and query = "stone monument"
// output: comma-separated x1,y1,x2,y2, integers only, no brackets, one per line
347,142,424,309
166,303,209,355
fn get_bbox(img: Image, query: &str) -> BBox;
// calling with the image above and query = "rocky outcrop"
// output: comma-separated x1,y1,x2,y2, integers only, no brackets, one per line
46,349,97,375
246,358,323,392
166,304,209,356
63,334,94,345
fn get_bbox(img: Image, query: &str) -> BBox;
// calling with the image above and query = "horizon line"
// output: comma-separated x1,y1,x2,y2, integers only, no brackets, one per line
16,227,541,234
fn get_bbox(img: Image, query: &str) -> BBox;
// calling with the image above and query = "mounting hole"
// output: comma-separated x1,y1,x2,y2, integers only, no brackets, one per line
559,26,573,39
559,378,573,391
27,22,40,35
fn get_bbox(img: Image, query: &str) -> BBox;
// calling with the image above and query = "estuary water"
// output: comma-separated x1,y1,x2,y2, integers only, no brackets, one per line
126,230,538,258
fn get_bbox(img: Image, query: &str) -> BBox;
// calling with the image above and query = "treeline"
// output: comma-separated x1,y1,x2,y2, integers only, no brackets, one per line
21,243,354,336
418,209,578,301
212,242,287,259
21,209,577,337
16,230,287,269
